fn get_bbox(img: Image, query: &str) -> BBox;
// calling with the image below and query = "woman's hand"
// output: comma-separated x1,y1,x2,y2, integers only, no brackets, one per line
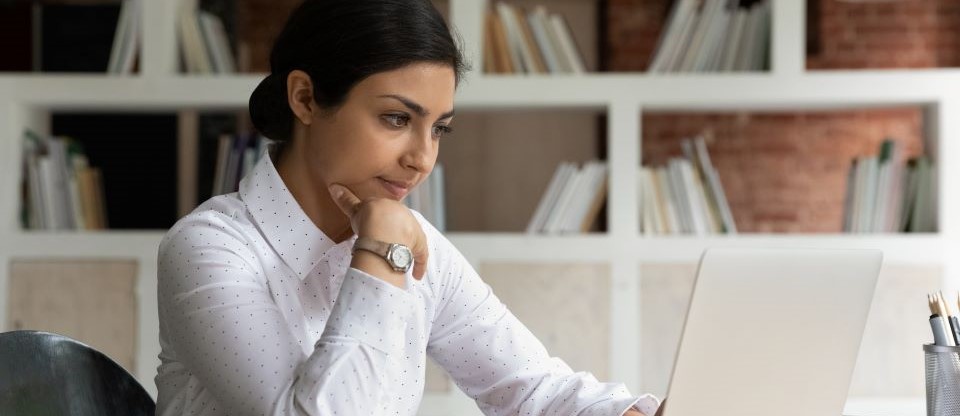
328,183,429,285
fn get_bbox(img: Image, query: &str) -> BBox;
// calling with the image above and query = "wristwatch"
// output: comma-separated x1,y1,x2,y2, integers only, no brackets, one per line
351,236,413,273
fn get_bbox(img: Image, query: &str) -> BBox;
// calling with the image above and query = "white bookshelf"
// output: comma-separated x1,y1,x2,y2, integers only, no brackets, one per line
0,0,950,414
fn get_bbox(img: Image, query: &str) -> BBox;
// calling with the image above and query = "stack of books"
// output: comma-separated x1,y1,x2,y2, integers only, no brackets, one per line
179,0,236,74
403,164,446,232
483,2,587,74
210,134,269,196
648,0,771,73
526,161,608,234
639,137,736,235
21,131,107,230
843,139,936,233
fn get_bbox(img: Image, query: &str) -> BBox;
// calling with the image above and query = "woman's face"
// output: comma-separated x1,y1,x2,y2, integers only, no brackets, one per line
303,62,456,202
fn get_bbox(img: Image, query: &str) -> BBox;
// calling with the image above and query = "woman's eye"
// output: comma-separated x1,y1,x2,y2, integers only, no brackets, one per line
433,124,453,138
383,114,410,128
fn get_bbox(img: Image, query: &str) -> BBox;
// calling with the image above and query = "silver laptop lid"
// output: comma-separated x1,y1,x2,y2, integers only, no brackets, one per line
662,248,883,416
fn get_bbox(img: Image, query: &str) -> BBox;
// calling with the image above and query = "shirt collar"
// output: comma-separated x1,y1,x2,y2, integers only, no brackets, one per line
239,145,356,279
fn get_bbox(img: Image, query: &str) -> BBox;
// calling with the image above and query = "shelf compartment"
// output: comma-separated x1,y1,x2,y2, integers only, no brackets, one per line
440,108,607,233
641,106,938,235
0,1,141,75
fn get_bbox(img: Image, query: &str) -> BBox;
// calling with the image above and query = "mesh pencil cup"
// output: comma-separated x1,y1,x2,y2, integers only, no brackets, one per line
925,344,960,416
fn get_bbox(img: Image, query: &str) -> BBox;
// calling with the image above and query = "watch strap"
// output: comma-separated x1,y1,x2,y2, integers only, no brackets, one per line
352,236,391,258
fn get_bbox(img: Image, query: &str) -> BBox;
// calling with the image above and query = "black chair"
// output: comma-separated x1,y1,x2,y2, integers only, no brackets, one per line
0,330,155,415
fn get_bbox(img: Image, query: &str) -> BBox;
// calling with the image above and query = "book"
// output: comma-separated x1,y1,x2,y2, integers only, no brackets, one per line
579,164,608,232
543,164,584,233
198,10,236,74
842,159,857,233
489,11,515,73
693,137,736,233
527,162,574,234
909,157,935,232
655,166,681,233
515,6,547,74
719,8,748,71
483,12,499,74
179,0,212,73
695,3,733,72
649,0,697,72
679,0,723,72
682,139,720,233
528,6,563,73
496,3,529,73
549,14,586,73
563,162,606,233
666,159,691,233
107,0,141,75
431,164,446,232
662,2,701,72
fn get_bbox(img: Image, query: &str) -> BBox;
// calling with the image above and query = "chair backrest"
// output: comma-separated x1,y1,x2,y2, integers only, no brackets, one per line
0,330,155,415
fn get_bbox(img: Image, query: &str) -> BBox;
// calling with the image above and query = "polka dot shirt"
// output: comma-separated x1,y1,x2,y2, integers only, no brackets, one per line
154,149,660,415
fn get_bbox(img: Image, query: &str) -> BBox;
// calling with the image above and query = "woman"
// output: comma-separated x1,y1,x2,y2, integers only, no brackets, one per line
155,1,661,414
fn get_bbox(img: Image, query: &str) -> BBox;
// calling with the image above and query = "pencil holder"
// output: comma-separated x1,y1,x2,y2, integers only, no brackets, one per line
925,344,960,416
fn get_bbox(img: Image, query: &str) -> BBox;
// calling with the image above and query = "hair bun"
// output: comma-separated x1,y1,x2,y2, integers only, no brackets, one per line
249,73,294,141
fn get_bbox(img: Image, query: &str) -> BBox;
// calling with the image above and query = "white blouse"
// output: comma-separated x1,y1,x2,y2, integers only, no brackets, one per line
155,149,660,415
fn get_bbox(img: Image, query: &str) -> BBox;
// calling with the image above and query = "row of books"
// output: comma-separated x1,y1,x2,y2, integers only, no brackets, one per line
843,139,936,233
640,137,736,235
526,161,608,234
211,134,270,196
179,0,237,74
21,131,107,230
483,3,586,74
649,0,771,73
404,165,447,232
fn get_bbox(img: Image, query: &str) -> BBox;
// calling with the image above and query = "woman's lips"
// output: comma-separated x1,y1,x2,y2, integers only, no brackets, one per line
378,177,410,199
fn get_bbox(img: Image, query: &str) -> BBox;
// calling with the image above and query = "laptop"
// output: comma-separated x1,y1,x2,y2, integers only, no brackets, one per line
659,248,883,416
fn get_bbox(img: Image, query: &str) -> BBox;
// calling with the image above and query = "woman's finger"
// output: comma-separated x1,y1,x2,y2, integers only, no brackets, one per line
328,183,362,217
412,230,429,280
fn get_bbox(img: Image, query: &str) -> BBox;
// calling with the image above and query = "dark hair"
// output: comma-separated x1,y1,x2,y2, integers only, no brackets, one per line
249,0,468,142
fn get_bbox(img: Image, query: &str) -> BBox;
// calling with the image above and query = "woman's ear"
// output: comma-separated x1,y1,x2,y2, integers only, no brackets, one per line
286,70,315,126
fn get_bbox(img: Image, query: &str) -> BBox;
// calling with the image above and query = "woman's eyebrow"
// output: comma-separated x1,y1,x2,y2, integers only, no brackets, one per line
379,94,455,120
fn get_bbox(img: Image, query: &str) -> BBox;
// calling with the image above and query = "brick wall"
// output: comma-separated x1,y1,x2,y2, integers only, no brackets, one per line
807,0,960,69
605,0,944,232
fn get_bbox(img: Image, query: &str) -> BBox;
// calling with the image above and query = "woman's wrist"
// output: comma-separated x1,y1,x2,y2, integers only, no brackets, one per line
350,249,406,288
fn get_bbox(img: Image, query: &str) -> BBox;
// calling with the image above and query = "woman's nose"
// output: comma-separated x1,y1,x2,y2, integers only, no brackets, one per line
402,128,435,173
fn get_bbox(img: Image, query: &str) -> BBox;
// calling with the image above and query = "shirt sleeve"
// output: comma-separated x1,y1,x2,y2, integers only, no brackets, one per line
157,212,423,415
415,214,652,416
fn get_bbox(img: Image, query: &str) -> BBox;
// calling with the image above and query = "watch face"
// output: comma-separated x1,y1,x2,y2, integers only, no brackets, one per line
389,245,413,268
